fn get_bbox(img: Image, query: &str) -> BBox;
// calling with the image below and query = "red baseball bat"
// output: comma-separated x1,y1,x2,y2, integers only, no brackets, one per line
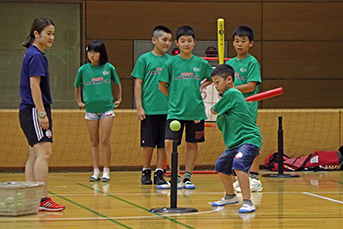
245,87,283,103
205,87,284,128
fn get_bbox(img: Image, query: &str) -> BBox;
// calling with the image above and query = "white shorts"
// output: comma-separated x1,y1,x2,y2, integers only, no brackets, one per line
85,110,115,121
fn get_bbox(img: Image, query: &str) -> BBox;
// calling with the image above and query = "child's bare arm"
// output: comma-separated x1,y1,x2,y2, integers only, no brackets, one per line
200,79,213,93
211,107,218,115
113,82,122,107
74,86,85,109
134,79,145,120
159,81,169,97
235,81,257,94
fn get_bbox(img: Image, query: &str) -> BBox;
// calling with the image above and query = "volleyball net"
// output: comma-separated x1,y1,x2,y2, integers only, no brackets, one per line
0,108,341,172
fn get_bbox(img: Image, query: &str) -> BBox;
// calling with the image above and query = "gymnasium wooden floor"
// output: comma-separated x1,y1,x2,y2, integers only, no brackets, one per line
1,170,343,228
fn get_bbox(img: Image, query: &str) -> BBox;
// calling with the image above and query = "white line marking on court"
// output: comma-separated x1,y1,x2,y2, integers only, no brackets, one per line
0,207,224,222
303,192,343,204
42,190,343,197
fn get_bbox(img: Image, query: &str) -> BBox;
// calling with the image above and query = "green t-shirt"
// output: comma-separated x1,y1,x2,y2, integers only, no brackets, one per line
131,52,170,115
213,88,262,150
226,54,262,122
159,55,213,120
74,62,120,113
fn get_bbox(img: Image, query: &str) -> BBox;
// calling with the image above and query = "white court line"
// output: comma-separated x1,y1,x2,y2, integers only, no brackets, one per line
44,191,343,197
0,206,224,222
303,192,343,204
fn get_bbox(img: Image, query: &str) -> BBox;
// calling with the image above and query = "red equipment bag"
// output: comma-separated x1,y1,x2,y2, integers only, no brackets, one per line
265,146,343,171
265,152,290,171
283,150,343,171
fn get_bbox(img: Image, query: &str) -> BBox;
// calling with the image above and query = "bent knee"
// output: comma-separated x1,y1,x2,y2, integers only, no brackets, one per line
215,160,230,174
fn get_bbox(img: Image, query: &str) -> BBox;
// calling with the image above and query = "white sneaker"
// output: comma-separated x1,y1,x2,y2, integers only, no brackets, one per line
183,181,196,189
101,173,110,182
89,174,100,182
238,203,256,213
157,181,183,189
235,177,263,192
211,195,239,206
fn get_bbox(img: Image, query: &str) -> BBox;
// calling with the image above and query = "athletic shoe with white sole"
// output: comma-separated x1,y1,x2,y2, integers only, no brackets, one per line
211,195,239,206
157,181,183,189
141,169,152,185
238,203,256,213
154,170,167,185
39,198,65,212
89,175,100,182
183,181,196,189
234,177,263,192
101,173,110,182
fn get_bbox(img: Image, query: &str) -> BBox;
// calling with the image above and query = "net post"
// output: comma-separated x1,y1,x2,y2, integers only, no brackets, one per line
262,116,300,178
278,116,284,174
170,137,178,208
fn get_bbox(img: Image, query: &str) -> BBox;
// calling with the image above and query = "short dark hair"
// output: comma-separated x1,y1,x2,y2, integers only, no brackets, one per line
86,40,108,65
176,26,195,41
232,26,254,41
153,25,172,38
211,64,235,83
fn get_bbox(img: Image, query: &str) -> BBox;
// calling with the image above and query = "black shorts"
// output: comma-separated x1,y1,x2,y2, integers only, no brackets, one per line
141,114,167,148
165,119,205,145
19,106,53,147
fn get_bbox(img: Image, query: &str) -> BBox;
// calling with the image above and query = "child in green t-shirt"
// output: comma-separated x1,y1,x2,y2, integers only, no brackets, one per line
74,40,122,182
131,26,172,185
210,64,262,213
226,26,263,193
158,26,213,189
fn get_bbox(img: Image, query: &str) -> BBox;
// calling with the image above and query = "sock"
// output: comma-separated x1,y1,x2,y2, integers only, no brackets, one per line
243,199,253,206
250,172,259,180
155,168,163,172
41,197,48,202
177,175,181,183
103,168,110,175
93,168,100,176
183,171,192,182
224,193,237,200
142,168,151,171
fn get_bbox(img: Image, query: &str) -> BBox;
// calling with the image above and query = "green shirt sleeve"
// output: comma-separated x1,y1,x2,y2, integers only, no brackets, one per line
159,60,171,84
246,60,261,85
213,89,235,116
110,64,120,85
131,56,145,80
202,60,214,81
74,66,83,87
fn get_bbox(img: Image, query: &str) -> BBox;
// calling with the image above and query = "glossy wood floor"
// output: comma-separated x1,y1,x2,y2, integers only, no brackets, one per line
1,170,343,229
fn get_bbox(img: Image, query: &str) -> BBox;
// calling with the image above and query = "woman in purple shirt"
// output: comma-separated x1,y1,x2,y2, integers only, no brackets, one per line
19,17,64,212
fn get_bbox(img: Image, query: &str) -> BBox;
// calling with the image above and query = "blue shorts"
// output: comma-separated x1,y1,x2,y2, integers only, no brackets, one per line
85,110,115,121
215,143,260,175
